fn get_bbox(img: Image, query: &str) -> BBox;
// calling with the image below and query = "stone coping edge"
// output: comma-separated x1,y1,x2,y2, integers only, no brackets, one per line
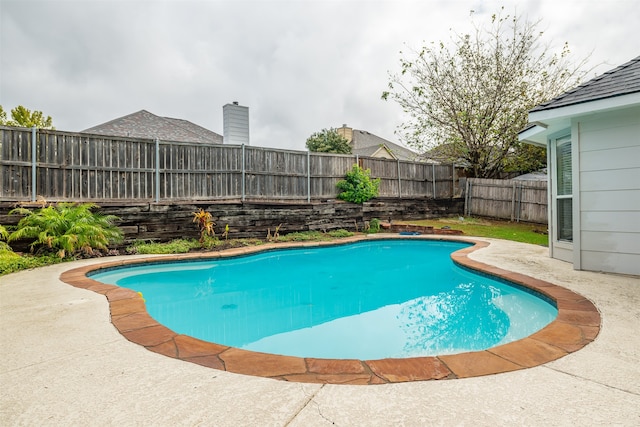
59,235,600,385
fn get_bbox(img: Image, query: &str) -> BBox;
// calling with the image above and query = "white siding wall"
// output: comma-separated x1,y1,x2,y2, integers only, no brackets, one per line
576,107,640,275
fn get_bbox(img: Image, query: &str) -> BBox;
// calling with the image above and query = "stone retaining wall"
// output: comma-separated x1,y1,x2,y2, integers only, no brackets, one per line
0,197,464,245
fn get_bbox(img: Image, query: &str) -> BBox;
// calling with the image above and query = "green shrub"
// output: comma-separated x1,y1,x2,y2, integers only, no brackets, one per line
277,231,327,242
0,224,8,241
234,238,264,247
126,237,264,254
200,235,226,250
327,229,354,238
336,165,380,204
367,218,381,234
127,239,200,254
0,251,62,276
9,203,123,258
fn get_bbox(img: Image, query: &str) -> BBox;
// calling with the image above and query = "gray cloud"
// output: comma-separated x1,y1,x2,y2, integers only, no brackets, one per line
1,0,638,151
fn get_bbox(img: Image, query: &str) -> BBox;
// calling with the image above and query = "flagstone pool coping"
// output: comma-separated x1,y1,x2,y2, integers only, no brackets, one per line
59,236,600,385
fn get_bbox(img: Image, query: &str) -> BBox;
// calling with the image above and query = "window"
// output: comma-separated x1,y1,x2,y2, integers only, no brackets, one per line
555,136,572,242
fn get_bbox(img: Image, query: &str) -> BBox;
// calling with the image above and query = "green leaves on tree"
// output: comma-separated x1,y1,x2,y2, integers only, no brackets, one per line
306,128,352,154
0,105,55,129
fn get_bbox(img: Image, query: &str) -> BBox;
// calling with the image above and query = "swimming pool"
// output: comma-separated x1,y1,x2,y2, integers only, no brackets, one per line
91,240,557,360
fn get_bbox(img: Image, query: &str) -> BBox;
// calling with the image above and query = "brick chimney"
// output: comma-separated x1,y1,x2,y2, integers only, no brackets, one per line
337,124,353,143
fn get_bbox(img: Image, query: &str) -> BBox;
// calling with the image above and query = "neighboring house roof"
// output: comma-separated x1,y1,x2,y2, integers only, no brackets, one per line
338,126,420,161
531,56,640,112
513,169,547,181
418,143,461,165
82,110,223,144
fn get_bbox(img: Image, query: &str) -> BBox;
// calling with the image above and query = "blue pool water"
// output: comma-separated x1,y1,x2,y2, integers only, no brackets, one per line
91,240,557,359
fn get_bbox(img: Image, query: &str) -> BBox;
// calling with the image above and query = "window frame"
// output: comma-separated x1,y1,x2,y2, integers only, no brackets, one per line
550,134,573,245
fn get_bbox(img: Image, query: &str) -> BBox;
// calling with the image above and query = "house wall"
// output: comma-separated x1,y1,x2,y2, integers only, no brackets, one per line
575,106,640,275
372,147,395,160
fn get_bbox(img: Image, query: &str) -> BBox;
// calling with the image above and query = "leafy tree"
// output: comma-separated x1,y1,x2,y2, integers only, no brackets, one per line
382,8,588,178
503,144,547,174
0,105,55,129
8,203,122,258
306,128,352,154
336,165,380,204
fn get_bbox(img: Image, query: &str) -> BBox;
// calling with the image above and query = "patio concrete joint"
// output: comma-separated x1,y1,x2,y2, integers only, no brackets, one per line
544,365,640,396
284,384,328,427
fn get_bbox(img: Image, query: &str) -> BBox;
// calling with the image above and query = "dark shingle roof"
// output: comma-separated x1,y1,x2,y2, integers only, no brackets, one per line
82,110,223,144
531,56,640,112
351,130,419,161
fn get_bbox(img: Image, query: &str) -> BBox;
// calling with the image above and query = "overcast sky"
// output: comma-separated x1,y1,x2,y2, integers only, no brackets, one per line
1,0,637,151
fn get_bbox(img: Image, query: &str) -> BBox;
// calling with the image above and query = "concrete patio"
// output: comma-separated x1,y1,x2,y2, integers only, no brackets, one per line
1,237,639,426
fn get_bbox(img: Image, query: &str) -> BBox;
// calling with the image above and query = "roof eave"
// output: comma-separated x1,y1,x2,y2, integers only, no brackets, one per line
518,124,548,146
521,92,640,145
529,92,640,123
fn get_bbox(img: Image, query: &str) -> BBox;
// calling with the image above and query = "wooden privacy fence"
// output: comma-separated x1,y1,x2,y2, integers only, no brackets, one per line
0,126,461,202
464,178,548,224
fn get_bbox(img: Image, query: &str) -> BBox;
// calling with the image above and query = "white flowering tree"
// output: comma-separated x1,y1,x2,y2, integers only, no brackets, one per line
382,8,589,177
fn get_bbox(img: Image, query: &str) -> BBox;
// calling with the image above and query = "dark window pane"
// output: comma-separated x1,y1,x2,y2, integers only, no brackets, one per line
557,198,573,242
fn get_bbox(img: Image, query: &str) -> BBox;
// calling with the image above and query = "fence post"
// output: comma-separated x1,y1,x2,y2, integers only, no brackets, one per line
432,163,436,199
465,179,472,216
511,180,516,221
517,183,523,222
307,150,311,203
452,165,456,198
241,144,246,202
397,159,402,198
31,126,37,202
154,138,160,203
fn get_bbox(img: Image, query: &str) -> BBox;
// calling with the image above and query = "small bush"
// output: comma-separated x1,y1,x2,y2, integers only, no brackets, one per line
0,224,9,241
127,239,200,254
277,231,328,242
200,235,225,250
327,229,354,238
367,218,381,234
8,203,123,258
336,165,380,204
193,209,215,242
0,251,62,276
234,238,264,247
